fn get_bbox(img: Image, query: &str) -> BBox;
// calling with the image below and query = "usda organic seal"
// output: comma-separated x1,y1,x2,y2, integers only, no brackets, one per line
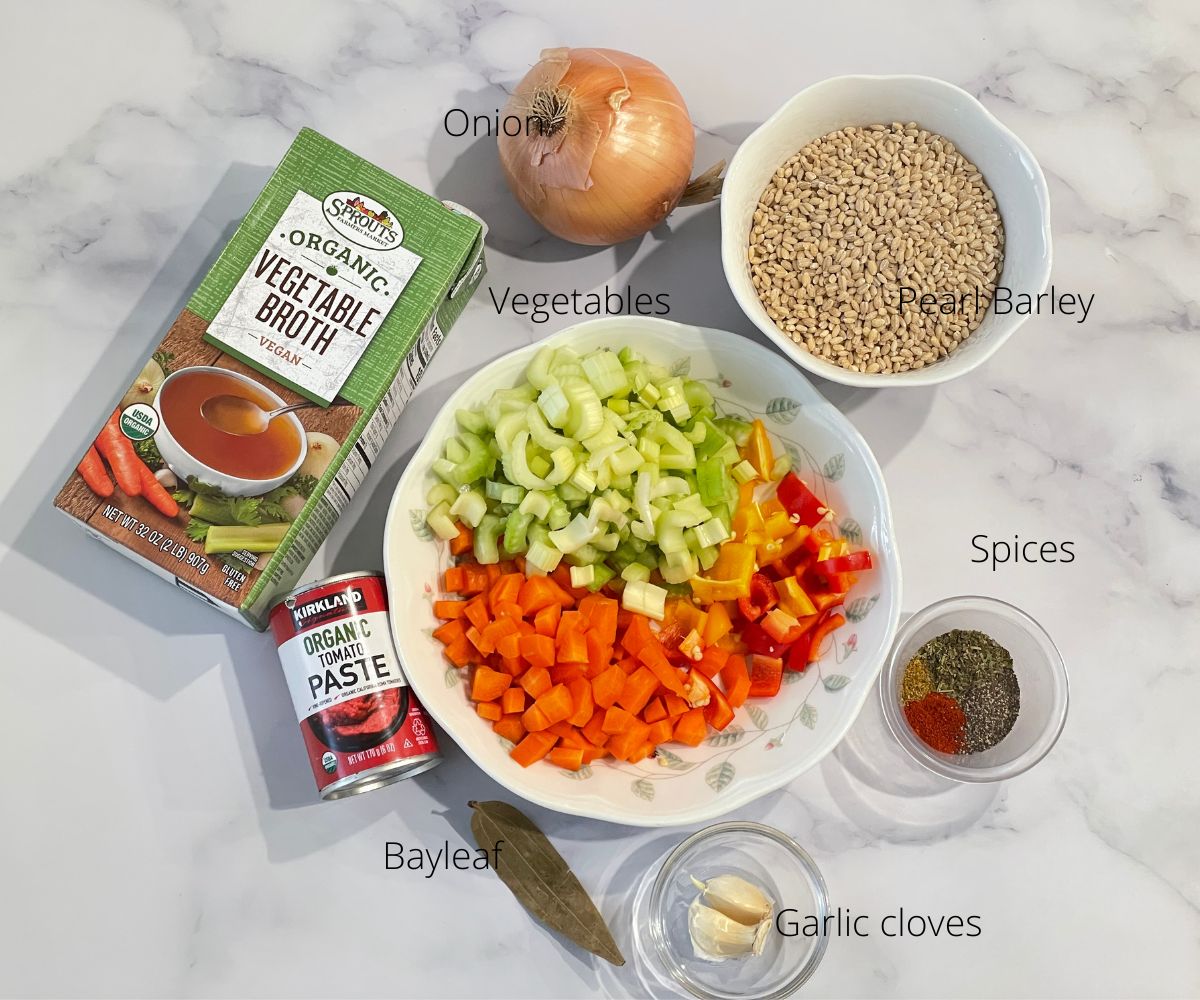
321,752,337,774
119,402,159,441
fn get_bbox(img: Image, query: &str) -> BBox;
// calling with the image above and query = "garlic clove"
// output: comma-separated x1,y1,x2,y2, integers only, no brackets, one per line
688,896,759,961
694,874,774,927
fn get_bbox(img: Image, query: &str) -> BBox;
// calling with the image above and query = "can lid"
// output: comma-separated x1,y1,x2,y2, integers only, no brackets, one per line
270,571,385,615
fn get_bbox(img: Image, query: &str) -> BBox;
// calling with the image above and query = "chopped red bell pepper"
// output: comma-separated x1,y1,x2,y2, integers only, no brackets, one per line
737,573,778,622
776,472,830,528
740,621,794,658
695,670,736,730
748,655,783,698
784,631,814,672
807,613,847,663
815,551,873,577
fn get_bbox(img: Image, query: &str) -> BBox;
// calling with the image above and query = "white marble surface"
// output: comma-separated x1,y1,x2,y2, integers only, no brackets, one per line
1,1,1197,997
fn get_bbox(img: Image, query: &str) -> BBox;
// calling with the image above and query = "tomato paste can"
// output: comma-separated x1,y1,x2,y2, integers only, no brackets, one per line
269,572,441,800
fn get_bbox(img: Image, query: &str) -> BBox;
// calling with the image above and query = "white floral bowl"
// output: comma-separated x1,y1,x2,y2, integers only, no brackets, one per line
383,317,902,826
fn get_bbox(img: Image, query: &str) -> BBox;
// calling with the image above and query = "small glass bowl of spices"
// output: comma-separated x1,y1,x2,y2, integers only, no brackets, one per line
880,596,1068,782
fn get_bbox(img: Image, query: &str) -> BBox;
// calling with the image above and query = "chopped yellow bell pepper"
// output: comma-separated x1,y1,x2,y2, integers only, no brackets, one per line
746,420,775,480
776,576,818,617
688,542,755,603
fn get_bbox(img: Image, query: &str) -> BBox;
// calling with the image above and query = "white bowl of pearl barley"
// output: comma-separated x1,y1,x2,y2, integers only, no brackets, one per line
721,75,1052,387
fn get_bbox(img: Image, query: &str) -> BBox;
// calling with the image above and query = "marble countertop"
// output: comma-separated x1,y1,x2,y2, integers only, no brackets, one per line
1,1,1197,997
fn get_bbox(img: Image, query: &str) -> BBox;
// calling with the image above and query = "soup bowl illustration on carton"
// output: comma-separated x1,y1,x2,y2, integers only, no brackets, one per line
153,366,308,497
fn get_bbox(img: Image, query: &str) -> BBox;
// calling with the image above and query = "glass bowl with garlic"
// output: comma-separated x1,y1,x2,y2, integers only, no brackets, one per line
639,822,829,999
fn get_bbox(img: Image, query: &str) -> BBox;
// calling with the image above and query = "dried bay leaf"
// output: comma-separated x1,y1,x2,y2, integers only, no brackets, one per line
468,800,625,966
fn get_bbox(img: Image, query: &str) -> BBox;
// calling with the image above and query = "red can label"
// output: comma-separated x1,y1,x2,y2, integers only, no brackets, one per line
269,574,438,797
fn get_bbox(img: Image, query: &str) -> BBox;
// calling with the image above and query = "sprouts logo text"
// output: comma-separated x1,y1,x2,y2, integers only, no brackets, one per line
322,191,402,250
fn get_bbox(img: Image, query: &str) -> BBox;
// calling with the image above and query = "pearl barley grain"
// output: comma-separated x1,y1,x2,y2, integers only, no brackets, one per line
747,123,1004,374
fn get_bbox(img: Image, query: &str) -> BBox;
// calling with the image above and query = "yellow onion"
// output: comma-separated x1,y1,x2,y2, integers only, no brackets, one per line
498,47,721,246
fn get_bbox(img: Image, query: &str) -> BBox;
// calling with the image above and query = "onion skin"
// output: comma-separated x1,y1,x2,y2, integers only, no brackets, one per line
498,48,696,246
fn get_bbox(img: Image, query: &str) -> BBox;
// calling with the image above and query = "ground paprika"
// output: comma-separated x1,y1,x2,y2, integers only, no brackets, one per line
903,691,966,754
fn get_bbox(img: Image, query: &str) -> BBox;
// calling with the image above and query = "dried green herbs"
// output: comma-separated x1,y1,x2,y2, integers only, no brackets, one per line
902,629,1020,755
469,800,625,966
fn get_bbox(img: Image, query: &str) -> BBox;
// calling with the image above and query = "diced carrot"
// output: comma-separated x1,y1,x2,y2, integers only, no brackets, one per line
464,597,491,632
581,745,609,764
616,666,658,716
646,718,674,745
602,705,637,735
637,641,686,695
581,709,609,747
533,601,561,637
470,666,512,702
567,678,594,727
584,631,609,673
444,639,473,667
663,693,690,717
460,565,490,595
720,654,751,708
434,600,468,620
702,601,734,645
548,747,585,771
482,617,519,647
501,688,525,714
519,665,552,699
510,731,557,767
443,566,466,594
627,741,655,764
496,631,522,660
497,655,524,677
518,633,555,669
522,703,551,732
450,524,474,556
618,655,641,675
489,573,523,612
534,684,574,726
433,619,467,646
557,610,586,636
591,665,626,709
476,702,503,722
621,615,654,656
643,697,667,724
493,715,526,744
518,576,574,615
673,708,707,746
493,602,524,623
579,594,619,645
466,625,494,655
549,662,584,685
547,720,581,742
557,629,588,664
485,563,503,585
607,719,651,761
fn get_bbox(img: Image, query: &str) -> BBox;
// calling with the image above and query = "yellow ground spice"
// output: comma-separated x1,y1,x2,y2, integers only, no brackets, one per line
901,656,933,704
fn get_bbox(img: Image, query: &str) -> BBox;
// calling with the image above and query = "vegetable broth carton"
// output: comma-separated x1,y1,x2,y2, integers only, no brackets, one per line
54,128,486,628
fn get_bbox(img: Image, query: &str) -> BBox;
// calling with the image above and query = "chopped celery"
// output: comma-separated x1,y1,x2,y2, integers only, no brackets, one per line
715,417,752,447
519,490,552,519
621,562,652,583
771,454,792,479
474,514,504,564
732,459,759,484
570,564,596,589
449,488,487,527
426,483,457,507
503,511,532,554
622,579,667,621
549,513,596,554
547,498,572,531
585,563,616,592
694,517,730,548
582,350,630,398
526,539,562,573
426,501,459,540
696,456,729,507
570,466,598,494
456,407,488,435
